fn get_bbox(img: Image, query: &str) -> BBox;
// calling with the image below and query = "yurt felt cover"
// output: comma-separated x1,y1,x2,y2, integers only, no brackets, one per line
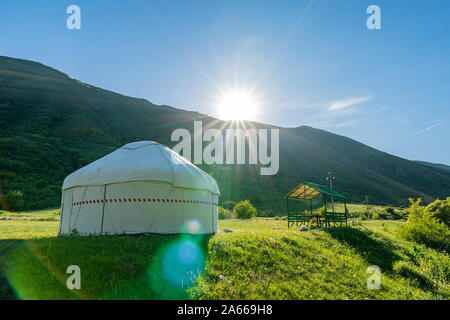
59,141,219,235
62,141,219,194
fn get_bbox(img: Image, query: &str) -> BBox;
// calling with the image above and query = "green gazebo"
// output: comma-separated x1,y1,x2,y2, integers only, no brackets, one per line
285,181,348,228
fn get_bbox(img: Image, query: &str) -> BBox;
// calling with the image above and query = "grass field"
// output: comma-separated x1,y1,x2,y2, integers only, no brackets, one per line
0,209,448,300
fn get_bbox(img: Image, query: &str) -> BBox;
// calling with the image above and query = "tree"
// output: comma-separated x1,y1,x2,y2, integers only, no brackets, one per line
233,200,257,219
6,190,24,211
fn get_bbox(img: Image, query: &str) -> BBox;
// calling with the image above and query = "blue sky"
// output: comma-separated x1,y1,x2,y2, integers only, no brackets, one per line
1,0,449,164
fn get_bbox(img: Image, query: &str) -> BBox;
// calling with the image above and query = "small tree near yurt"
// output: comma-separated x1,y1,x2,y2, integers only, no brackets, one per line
6,190,24,212
218,206,233,220
233,200,257,219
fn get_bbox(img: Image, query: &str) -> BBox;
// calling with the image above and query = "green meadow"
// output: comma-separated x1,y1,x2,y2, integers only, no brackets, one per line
0,207,448,300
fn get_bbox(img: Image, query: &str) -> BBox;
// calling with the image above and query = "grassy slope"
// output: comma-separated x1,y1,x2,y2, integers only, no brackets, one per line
2,55,450,212
0,209,448,300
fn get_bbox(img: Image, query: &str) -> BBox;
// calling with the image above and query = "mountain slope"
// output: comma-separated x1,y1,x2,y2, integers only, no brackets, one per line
1,56,449,211
415,161,450,173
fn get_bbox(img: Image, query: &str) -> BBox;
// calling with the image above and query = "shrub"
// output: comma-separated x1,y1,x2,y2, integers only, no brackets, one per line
358,212,368,220
372,211,380,220
233,200,257,219
402,198,423,219
362,203,373,219
218,206,233,220
5,190,24,211
400,198,450,252
425,198,450,226
218,206,226,219
406,244,425,265
382,207,403,220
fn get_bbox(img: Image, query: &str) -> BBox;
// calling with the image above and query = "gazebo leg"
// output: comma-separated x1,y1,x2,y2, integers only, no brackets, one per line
286,197,290,229
344,200,348,226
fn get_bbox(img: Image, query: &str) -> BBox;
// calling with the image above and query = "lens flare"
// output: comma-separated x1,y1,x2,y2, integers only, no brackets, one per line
161,238,205,288
180,219,203,234
187,219,201,234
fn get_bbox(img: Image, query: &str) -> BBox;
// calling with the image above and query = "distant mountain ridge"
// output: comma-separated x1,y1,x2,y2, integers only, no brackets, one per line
1,55,449,211
415,161,450,172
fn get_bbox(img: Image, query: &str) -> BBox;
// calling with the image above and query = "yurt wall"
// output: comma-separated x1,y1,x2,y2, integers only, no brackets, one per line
59,182,218,235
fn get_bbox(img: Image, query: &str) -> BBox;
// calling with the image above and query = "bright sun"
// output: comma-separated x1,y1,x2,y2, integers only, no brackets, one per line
217,89,257,121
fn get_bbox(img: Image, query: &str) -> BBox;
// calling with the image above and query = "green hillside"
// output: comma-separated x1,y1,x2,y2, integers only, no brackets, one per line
415,161,450,173
1,55,450,211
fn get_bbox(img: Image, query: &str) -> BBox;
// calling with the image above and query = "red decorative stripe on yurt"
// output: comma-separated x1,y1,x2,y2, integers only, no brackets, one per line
72,198,218,207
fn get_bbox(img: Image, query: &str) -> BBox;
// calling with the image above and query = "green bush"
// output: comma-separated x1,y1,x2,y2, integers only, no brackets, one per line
358,212,368,220
406,244,425,265
383,207,403,220
400,198,450,252
6,190,24,211
218,206,233,220
425,198,450,226
233,200,257,219
378,207,402,220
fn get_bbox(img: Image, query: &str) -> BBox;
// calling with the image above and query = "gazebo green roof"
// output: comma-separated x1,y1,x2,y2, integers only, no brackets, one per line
285,181,347,200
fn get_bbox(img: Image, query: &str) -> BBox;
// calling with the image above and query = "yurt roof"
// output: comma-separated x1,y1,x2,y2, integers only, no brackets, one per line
62,141,219,194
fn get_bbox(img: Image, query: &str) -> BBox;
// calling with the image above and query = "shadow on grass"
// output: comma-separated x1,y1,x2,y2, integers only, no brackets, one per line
0,234,213,300
394,262,435,291
325,227,401,273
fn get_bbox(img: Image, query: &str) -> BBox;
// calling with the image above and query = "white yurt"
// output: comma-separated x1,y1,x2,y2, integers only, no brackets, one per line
58,141,219,235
